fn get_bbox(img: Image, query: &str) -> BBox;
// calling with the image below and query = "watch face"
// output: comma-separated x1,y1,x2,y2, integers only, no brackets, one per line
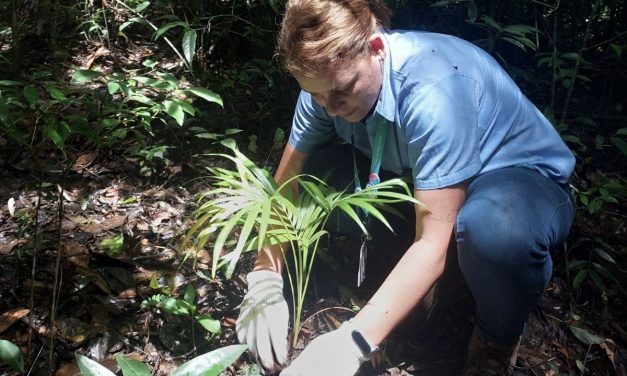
351,330,375,356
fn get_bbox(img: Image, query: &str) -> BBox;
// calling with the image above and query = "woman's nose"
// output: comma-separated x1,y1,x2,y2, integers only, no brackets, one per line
324,94,344,116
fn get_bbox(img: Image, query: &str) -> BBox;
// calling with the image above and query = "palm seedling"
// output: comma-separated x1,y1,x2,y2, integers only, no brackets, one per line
183,147,420,346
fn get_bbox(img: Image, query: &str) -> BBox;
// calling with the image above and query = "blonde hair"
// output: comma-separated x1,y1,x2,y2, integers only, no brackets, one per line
277,0,391,78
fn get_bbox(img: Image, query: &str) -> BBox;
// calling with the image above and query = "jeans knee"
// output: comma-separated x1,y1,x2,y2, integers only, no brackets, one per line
456,203,541,268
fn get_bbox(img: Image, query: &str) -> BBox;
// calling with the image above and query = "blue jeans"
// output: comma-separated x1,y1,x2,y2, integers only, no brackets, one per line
302,144,575,344
456,167,574,344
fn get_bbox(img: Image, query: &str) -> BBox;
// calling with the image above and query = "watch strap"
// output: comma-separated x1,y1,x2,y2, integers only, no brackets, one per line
351,329,378,359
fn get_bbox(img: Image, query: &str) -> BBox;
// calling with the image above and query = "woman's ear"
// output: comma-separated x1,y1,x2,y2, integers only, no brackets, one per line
369,34,385,59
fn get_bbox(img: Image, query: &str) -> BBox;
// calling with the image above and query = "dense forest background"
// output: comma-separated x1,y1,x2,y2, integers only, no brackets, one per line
0,0,625,375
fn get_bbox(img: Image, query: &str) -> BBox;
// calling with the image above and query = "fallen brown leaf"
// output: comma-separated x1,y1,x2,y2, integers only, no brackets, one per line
82,46,110,70
100,215,127,230
0,308,30,333
0,238,28,255
63,241,86,257
98,187,119,205
72,152,97,173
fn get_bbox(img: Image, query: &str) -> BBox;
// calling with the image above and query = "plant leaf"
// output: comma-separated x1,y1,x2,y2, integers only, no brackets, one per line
572,269,588,290
116,354,152,376
76,353,116,376
0,340,24,372
569,326,604,346
171,344,247,376
44,85,69,102
182,29,197,66
72,69,103,83
196,314,221,334
153,21,187,40
164,99,185,125
183,285,196,304
593,248,616,264
23,85,39,107
186,87,223,107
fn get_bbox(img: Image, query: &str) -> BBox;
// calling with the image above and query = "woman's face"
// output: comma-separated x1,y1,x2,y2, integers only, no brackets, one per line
295,49,384,123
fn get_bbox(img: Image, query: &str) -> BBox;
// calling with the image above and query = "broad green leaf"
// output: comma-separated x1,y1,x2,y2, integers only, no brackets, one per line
0,339,24,372
128,94,155,105
44,121,71,150
615,128,627,136
591,262,617,282
160,297,195,315
561,134,583,146
142,59,158,68
23,85,39,107
572,269,588,290
173,98,196,115
155,72,178,87
610,137,627,157
76,353,116,376
107,81,121,94
481,15,502,31
589,270,607,291
183,285,196,304
116,354,151,376
196,314,221,334
569,326,604,346
225,128,243,135
182,29,197,65
171,344,247,376
44,85,68,102
567,259,588,270
194,132,219,139
593,248,616,264
120,17,146,32
135,1,150,12
610,43,622,58
72,69,102,83
164,99,185,125
221,138,236,150
99,235,124,256
186,87,223,107
0,80,22,86
153,21,187,40
133,76,160,86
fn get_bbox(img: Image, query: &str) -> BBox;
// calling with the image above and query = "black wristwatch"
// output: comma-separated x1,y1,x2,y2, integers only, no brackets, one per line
351,329,378,359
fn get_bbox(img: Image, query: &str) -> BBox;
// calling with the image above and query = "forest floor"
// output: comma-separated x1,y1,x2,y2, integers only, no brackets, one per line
1,31,626,376
0,149,624,376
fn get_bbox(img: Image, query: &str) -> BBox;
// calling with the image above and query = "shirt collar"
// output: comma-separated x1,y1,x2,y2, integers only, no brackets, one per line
373,32,396,123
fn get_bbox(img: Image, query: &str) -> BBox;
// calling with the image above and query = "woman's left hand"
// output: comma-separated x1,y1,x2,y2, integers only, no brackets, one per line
279,322,372,376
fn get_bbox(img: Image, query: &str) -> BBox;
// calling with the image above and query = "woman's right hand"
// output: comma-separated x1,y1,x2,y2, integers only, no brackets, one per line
236,269,289,372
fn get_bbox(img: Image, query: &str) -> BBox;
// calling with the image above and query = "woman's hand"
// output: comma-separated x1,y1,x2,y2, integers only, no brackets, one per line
236,270,289,372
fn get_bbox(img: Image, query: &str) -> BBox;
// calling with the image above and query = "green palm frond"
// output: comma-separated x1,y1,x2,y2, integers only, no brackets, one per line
183,149,423,343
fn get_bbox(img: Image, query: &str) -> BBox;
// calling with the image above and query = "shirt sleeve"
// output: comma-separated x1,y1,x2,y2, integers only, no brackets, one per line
287,91,336,154
400,75,482,189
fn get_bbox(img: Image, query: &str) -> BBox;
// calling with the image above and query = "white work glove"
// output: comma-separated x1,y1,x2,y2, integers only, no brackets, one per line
280,321,377,376
236,270,289,371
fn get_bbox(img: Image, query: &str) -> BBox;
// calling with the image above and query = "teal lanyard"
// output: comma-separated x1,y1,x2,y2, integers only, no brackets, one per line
353,116,387,192
351,116,388,287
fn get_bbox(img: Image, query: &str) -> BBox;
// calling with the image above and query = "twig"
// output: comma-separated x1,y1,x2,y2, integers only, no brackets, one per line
27,175,43,365
298,306,356,342
25,344,44,376
49,178,68,369
582,30,627,52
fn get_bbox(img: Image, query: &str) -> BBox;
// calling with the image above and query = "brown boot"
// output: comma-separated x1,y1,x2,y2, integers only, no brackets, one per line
461,326,520,376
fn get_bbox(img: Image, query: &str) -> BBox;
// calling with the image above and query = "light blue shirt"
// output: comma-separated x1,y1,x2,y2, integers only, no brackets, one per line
288,31,575,189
